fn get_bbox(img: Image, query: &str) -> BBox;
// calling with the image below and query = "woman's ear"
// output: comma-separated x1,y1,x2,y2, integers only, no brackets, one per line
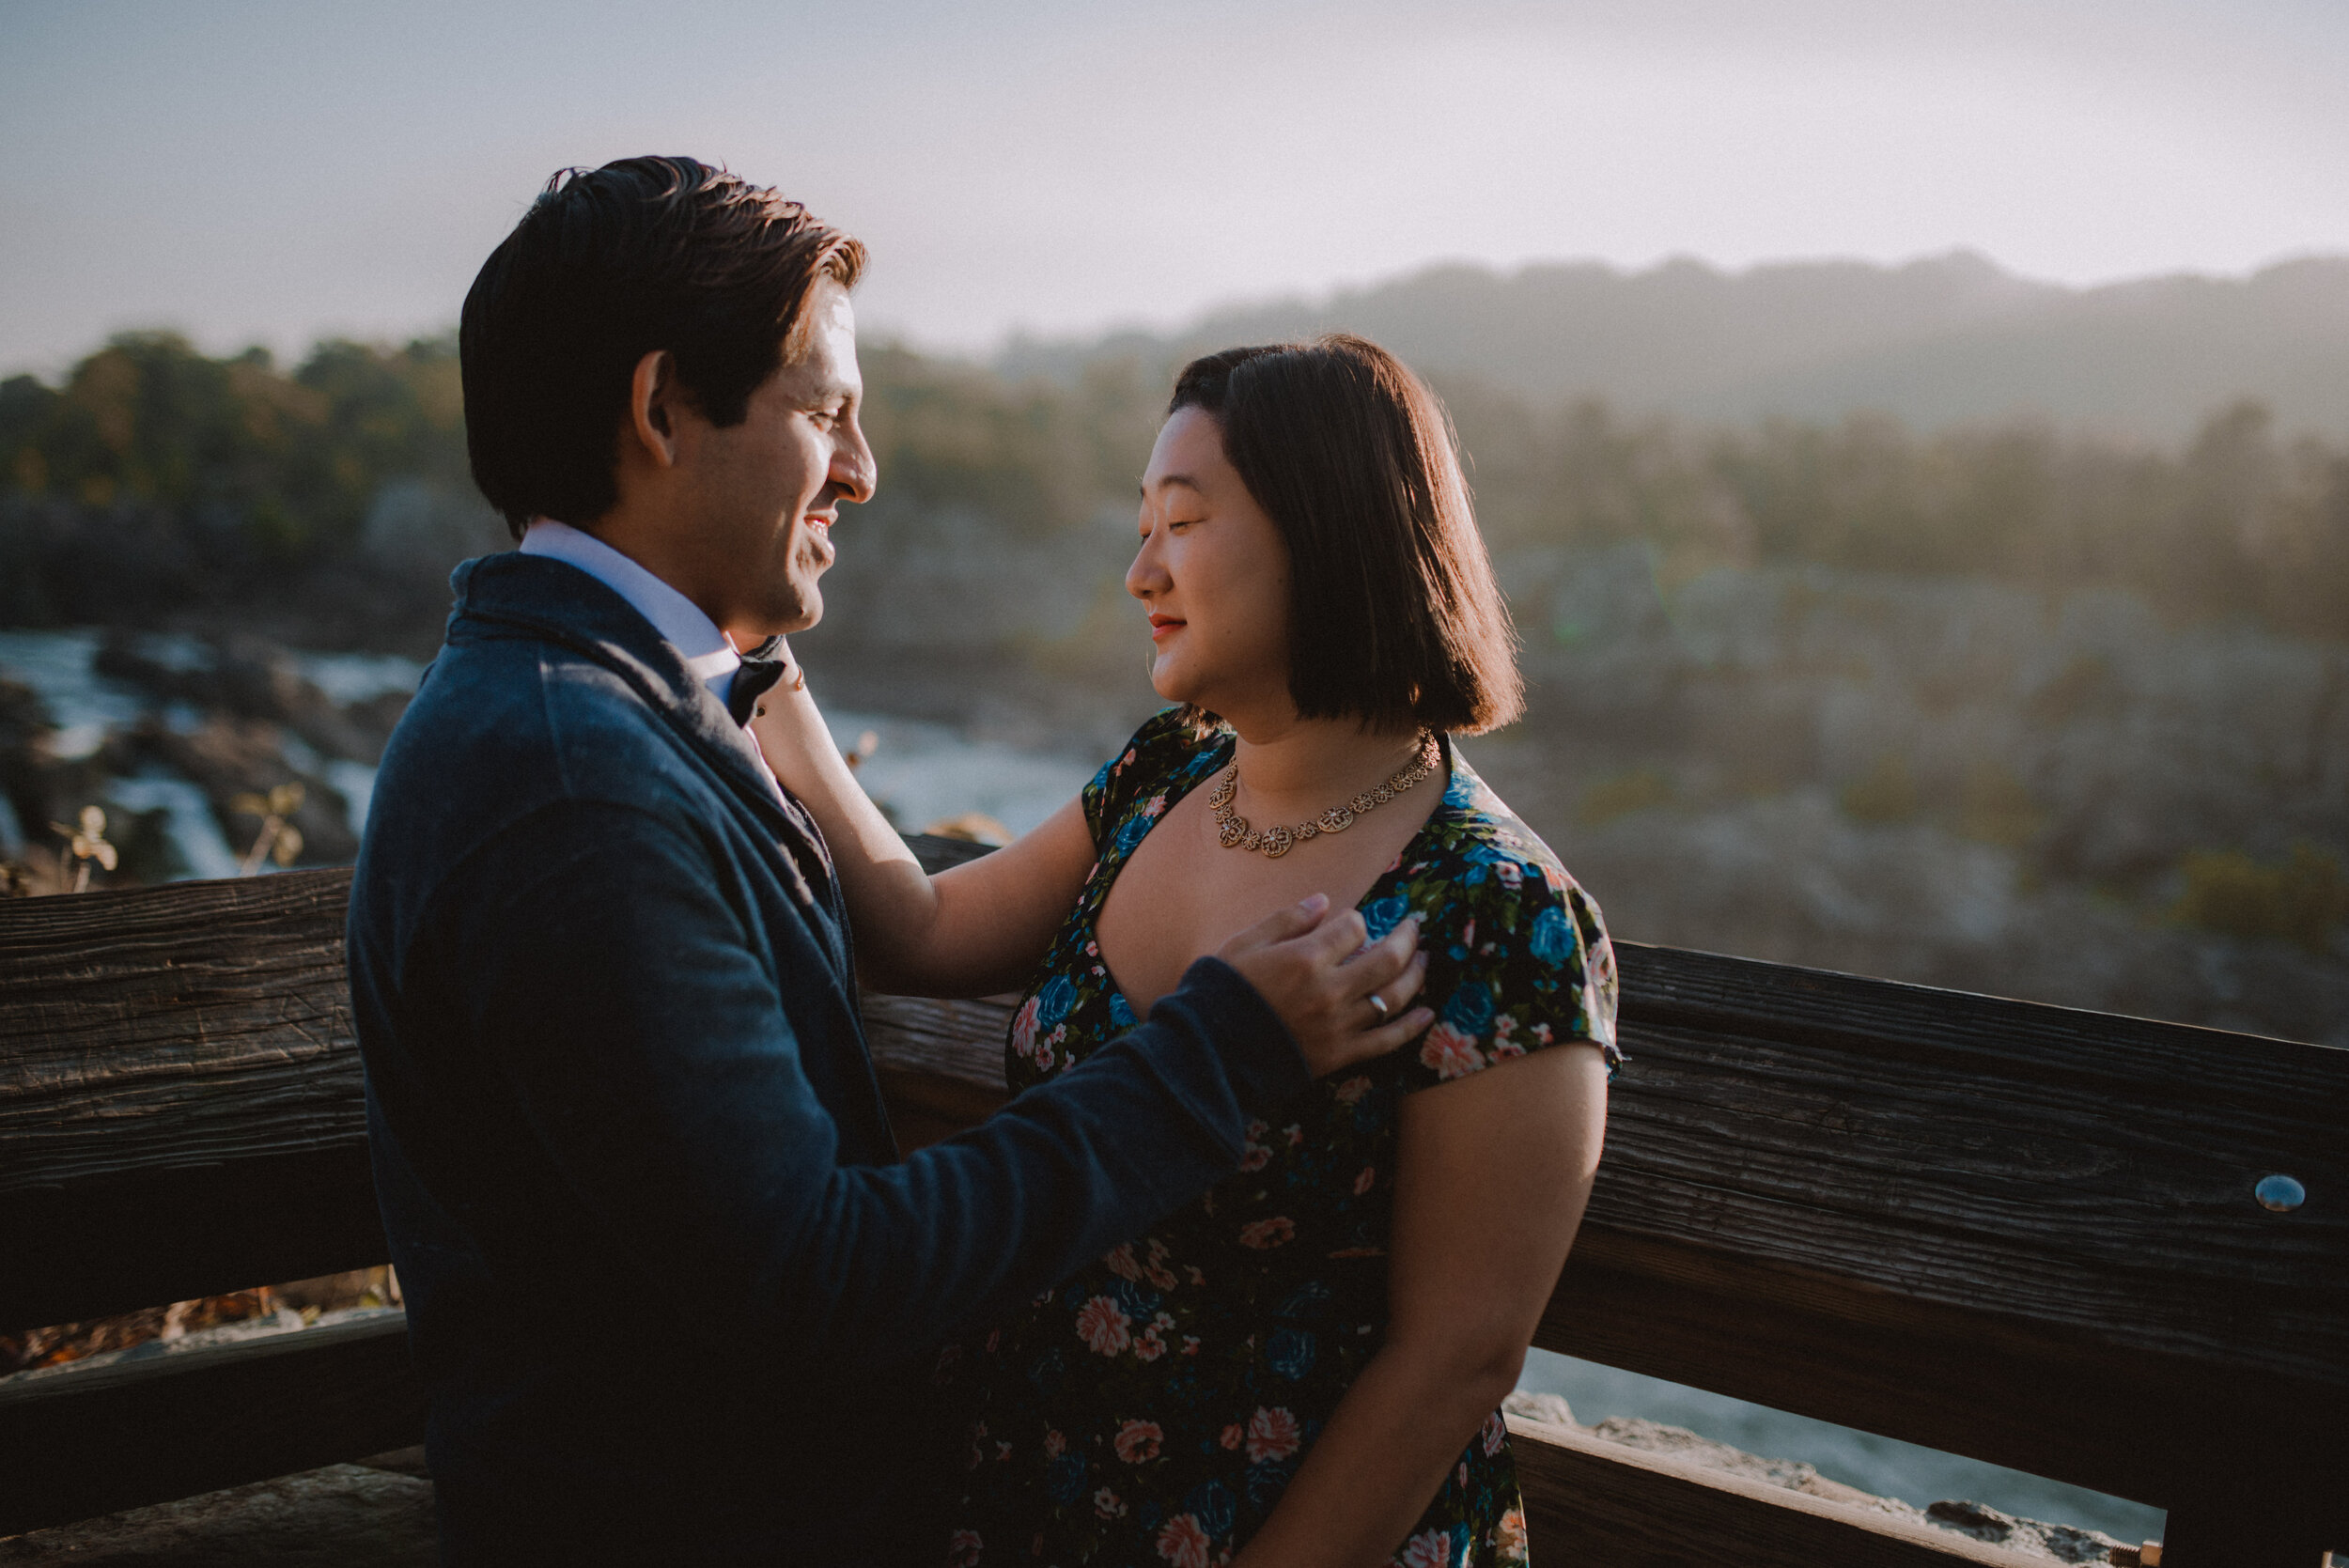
624,349,681,469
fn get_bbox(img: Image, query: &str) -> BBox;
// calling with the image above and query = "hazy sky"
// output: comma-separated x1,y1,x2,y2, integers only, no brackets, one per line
5,0,2345,374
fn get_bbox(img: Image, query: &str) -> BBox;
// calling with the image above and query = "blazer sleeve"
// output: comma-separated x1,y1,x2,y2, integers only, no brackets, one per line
426,796,1310,1378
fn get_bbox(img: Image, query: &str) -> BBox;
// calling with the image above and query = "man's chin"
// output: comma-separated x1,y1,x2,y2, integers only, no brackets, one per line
779,585,822,634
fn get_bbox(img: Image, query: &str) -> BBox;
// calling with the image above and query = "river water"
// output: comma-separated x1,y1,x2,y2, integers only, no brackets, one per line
0,627,2162,1541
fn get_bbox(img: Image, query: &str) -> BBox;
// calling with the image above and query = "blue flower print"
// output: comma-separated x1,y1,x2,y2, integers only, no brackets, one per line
1267,1328,1316,1380
1038,975,1079,1026
1530,904,1579,967
1362,895,1410,941
1113,810,1156,855
1184,1480,1237,1539
1047,1452,1088,1505
1442,980,1495,1034
1111,1277,1162,1320
1108,990,1137,1030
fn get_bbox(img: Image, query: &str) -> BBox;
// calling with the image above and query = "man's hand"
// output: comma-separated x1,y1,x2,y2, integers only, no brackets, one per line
1219,894,1431,1078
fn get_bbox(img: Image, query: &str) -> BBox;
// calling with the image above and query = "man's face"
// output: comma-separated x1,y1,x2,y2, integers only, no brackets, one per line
678,279,874,641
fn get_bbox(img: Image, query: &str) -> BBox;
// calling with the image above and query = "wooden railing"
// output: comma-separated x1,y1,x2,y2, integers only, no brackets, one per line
3,848,2343,1563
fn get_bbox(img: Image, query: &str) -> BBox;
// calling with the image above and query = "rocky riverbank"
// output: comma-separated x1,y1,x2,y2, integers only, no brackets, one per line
0,631,412,890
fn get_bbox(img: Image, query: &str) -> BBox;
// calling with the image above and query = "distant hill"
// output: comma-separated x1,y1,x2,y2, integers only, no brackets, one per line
997,251,2349,440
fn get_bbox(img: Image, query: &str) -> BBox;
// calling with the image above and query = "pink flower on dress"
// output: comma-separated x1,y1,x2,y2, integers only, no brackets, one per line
1010,996,1042,1063
1353,1165,1376,1195
1245,1405,1301,1464
1114,1420,1163,1464
1237,1217,1295,1250
1481,1410,1506,1455
1134,1328,1166,1362
947,1529,982,1567
1095,1487,1128,1519
1104,1243,1143,1281
1395,1529,1454,1568
1220,1422,1245,1450
1143,1240,1179,1291
1495,860,1522,890
1143,792,1169,818
1493,1507,1530,1563
1332,1075,1373,1105
1419,1021,1486,1079
1156,1513,1211,1568
1076,1295,1132,1356
1044,1429,1066,1457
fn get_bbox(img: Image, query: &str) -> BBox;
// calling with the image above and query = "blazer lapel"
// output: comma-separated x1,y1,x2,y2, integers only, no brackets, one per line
452,553,852,972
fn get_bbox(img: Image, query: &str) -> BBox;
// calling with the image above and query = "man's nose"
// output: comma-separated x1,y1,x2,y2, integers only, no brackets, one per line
832,419,877,505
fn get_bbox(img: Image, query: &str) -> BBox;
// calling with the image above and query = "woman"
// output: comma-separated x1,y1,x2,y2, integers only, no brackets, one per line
753,335,1616,1567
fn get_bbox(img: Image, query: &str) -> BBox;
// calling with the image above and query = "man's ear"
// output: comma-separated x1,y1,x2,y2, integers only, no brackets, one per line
624,349,682,470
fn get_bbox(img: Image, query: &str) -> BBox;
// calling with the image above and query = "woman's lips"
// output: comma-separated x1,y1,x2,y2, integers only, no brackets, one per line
1148,615,1184,642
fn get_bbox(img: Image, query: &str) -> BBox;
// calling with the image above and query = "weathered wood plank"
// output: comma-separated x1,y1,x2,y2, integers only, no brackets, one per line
0,868,377,1329
0,1312,423,1537
1508,1415,2053,1567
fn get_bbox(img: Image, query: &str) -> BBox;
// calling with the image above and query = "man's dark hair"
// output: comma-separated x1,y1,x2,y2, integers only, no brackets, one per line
460,156,865,536
1169,335,1523,736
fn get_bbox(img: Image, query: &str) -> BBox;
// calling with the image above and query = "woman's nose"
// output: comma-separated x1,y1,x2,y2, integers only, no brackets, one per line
1126,533,1167,600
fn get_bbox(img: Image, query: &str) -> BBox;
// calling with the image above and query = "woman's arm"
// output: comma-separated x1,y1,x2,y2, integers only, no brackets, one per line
746,657,1097,997
1231,1042,1610,1568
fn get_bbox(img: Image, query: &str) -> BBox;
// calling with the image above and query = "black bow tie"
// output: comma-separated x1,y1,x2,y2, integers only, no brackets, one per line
725,637,788,726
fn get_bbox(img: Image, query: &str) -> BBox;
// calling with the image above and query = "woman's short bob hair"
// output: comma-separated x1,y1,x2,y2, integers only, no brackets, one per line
1169,335,1522,736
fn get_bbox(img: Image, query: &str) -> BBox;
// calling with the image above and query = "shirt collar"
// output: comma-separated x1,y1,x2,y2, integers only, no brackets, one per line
519,518,740,703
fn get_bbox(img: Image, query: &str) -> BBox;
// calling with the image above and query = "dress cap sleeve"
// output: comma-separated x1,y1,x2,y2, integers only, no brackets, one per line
1082,706,1219,854
1379,831,1621,1094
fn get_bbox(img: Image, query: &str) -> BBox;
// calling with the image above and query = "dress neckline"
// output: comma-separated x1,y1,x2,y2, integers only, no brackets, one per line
1082,730,1467,1024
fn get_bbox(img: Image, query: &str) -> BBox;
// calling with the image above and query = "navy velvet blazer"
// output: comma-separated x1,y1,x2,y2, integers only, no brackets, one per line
349,552,1308,1564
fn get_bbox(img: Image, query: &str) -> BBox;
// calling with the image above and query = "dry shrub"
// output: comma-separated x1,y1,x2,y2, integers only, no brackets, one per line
2173,844,2349,954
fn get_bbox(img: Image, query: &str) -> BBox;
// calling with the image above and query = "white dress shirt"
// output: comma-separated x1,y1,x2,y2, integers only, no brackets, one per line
519,518,784,801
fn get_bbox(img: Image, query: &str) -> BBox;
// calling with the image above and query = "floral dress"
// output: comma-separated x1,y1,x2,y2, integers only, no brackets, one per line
941,709,1619,1568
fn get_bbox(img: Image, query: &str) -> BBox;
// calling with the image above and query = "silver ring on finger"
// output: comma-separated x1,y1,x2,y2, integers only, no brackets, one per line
1365,992,1390,1021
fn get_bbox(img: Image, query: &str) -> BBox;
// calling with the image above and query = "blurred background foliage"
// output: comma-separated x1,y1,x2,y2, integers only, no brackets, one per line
4,330,2345,648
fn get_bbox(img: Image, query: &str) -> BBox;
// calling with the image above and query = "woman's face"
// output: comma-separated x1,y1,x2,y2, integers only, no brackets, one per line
1128,407,1293,723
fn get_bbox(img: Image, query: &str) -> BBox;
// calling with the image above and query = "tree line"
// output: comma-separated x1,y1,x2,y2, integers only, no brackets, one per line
4,331,2344,644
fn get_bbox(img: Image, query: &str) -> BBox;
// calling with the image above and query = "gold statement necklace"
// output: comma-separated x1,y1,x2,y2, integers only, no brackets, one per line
1208,733,1440,859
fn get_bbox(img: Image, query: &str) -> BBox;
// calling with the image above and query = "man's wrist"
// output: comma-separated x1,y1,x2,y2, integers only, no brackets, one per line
1159,955,1312,1116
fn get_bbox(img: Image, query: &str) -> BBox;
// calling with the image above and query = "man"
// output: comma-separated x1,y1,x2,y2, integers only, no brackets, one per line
348,156,1425,1564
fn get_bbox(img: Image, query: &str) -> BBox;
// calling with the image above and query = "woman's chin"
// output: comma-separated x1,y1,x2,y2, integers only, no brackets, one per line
1145,657,1185,704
